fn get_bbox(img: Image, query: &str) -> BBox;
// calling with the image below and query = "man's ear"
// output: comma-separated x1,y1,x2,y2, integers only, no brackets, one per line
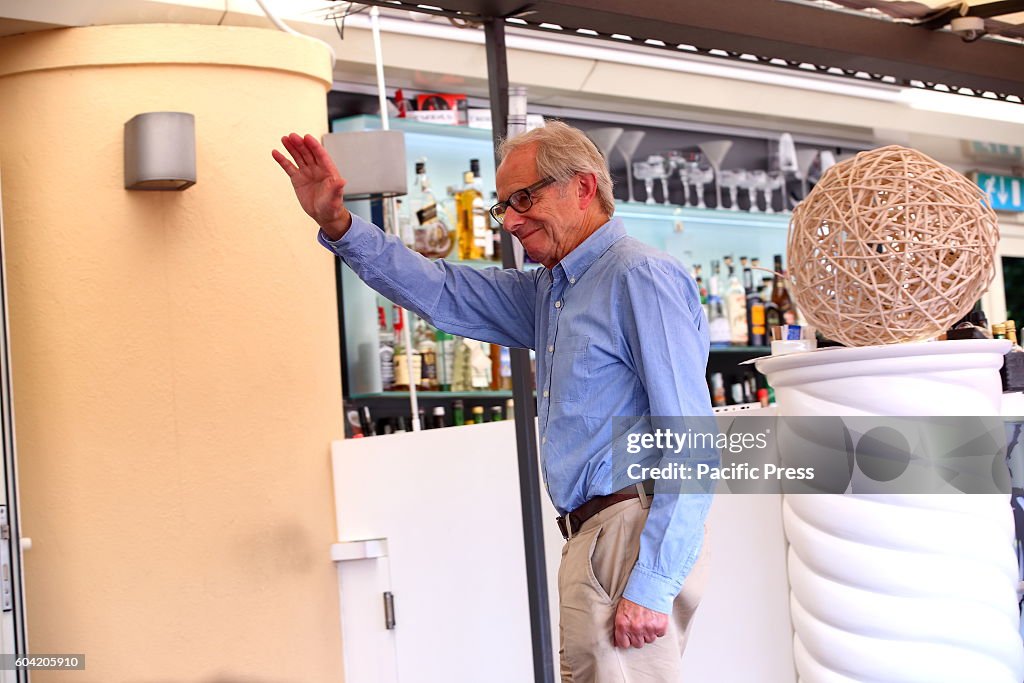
577,171,599,210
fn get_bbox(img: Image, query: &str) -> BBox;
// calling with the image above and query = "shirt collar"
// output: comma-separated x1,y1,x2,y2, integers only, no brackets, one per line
556,216,627,283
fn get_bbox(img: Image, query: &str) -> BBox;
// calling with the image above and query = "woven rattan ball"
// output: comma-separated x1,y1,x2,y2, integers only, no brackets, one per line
787,145,999,347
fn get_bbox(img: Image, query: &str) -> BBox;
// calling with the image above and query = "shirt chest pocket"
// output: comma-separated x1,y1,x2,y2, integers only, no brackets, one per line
551,334,590,403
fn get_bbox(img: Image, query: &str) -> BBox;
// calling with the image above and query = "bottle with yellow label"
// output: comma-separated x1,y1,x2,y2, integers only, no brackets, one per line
456,161,487,261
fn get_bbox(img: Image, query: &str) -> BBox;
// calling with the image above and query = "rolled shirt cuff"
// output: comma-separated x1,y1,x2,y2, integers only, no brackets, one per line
622,564,684,615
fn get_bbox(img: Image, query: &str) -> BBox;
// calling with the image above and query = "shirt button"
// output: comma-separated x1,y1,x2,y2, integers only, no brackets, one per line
569,277,576,284
548,345,554,353
542,435,547,444
554,300,562,308
543,390,549,398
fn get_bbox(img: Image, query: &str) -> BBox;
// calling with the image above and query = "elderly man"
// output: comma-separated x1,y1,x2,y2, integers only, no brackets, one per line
273,120,714,681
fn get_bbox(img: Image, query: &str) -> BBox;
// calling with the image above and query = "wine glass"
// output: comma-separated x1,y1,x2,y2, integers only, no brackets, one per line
584,127,624,166
615,131,646,203
679,154,702,208
667,151,686,206
698,140,732,209
718,169,743,211
795,148,819,204
763,170,785,214
743,170,766,212
646,155,671,205
633,160,656,204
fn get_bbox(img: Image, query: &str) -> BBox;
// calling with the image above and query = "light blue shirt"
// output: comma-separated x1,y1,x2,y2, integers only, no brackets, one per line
320,213,715,613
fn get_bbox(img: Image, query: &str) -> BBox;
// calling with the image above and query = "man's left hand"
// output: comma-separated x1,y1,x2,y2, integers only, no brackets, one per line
613,598,668,648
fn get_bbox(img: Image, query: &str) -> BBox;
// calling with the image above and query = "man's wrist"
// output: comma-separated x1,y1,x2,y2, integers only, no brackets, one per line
320,207,352,241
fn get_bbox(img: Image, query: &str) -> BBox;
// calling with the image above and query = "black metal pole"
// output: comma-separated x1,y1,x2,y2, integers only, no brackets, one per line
484,16,556,683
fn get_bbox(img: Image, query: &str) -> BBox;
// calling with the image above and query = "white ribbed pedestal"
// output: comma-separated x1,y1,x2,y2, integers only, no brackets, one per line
756,340,1024,683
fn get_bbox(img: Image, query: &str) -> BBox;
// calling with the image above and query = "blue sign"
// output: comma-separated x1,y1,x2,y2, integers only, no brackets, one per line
975,172,1024,212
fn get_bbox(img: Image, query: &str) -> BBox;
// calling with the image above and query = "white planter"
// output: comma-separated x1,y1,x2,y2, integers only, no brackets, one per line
756,340,1024,683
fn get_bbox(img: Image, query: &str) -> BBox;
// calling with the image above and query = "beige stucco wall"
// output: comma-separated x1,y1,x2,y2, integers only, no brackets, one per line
0,24,346,682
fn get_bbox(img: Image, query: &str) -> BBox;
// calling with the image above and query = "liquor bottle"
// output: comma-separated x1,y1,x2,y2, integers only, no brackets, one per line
467,340,492,389
392,307,421,391
396,198,415,248
419,342,439,391
377,305,395,390
410,160,453,258
744,262,766,347
471,405,486,423
505,398,515,420
456,164,486,260
432,406,447,429
435,329,455,392
694,265,709,322
762,276,782,330
725,263,748,346
470,160,492,260
451,336,473,392
710,372,726,407
490,343,502,390
772,254,796,325
729,379,744,405
490,406,503,422
344,402,364,438
707,260,731,346
720,256,734,301
452,399,466,426
993,322,1007,339
1006,320,1022,351
361,405,376,437
489,191,503,262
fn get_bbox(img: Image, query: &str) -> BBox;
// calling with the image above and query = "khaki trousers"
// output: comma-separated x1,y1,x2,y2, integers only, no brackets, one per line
558,498,710,683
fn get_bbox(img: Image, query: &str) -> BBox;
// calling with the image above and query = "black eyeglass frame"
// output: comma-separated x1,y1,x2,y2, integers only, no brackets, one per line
489,176,556,225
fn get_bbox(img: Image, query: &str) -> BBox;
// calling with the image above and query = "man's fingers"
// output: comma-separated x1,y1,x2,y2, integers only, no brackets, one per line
290,132,316,168
307,134,342,175
281,135,306,168
613,625,629,648
271,149,298,177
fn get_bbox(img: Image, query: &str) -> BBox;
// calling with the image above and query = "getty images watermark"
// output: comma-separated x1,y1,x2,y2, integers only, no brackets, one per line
610,415,1015,495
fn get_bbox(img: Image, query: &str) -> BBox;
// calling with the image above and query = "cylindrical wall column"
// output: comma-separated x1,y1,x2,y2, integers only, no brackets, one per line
757,340,1024,683
0,25,345,680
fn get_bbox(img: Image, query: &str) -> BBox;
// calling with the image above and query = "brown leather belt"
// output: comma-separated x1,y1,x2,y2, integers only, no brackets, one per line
556,480,656,540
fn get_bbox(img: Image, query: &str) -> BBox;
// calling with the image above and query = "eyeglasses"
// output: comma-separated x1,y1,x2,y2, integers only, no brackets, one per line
489,177,555,225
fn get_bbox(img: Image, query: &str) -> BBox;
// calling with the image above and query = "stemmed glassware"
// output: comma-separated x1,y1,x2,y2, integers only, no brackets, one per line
744,170,766,212
763,171,785,214
615,131,646,203
718,169,744,211
633,160,657,204
795,148,819,203
698,140,733,209
646,155,671,205
687,158,714,209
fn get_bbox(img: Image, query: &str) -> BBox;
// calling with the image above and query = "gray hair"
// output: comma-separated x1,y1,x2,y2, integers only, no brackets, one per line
498,120,615,217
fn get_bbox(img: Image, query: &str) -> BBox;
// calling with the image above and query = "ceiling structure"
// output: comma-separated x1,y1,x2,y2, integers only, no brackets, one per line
811,0,1024,39
337,0,1024,102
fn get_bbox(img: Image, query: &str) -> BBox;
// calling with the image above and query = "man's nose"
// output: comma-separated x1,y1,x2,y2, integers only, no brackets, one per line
503,207,526,232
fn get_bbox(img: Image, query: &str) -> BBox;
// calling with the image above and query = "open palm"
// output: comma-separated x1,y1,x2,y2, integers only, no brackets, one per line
272,133,350,237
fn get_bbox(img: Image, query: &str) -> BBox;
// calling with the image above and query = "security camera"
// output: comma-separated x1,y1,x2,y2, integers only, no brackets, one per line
951,16,986,42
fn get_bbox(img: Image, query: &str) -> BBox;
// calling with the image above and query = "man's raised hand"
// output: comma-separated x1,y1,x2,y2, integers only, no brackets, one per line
272,133,352,240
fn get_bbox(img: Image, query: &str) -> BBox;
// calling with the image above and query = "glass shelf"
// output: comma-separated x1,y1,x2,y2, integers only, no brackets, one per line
333,115,496,142
614,201,791,230
352,390,514,400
